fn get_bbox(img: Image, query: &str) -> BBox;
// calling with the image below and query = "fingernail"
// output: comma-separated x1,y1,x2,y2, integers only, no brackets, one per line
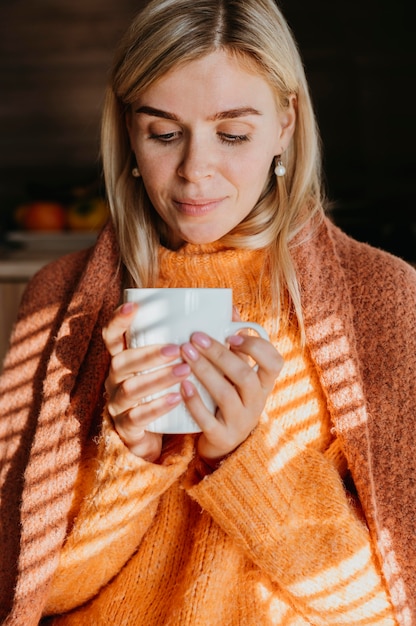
181,380,195,398
121,302,135,315
182,342,199,361
166,392,182,406
161,344,180,358
172,363,191,377
227,334,244,346
192,332,211,348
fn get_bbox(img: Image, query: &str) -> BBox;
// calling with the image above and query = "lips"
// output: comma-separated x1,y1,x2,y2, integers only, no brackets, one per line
173,198,224,216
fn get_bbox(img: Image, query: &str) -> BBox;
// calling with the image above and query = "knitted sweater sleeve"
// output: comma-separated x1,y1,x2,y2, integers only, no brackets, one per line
44,410,194,615
184,421,395,624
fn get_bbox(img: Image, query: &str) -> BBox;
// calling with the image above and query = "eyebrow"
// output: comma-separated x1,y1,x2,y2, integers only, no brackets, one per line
135,105,262,121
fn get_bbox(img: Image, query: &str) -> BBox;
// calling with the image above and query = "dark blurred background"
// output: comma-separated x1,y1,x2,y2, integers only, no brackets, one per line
0,0,415,261
282,0,416,263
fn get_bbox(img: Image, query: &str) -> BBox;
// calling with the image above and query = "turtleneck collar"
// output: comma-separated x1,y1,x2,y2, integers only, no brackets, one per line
157,241,270,290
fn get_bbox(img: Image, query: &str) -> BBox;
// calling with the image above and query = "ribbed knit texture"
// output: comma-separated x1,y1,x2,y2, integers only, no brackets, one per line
42,242,395,625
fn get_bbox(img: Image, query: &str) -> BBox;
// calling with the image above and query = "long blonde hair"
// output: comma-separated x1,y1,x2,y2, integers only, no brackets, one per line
101,0,325,335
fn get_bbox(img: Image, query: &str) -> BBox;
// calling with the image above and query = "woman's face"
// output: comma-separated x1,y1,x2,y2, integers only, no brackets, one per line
127,49,296,248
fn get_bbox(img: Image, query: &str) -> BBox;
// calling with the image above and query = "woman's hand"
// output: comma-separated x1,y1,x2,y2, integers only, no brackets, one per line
179,328,284,464
102,302,190,461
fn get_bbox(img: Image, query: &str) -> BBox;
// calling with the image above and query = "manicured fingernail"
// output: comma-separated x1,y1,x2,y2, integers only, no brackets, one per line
172,363,191,377
121,302,135,315
182,342,199,361
166,392,182,405
227,334,244,346
161,344,180,357
192,332,212,348
181,380,195,398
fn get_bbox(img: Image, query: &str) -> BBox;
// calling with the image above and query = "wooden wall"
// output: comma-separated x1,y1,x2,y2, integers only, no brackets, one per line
1,0,415,260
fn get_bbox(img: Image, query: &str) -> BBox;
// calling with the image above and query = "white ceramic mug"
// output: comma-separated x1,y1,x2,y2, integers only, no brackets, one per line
124,288,269,434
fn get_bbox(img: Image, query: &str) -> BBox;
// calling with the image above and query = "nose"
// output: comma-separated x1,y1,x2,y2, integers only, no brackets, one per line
177,137,214,182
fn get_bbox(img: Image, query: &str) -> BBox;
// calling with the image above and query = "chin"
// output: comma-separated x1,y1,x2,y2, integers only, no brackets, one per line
181,227,227,245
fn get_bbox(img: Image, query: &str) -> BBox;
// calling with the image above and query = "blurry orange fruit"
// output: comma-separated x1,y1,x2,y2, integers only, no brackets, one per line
67,197,109,231
15,201,67,231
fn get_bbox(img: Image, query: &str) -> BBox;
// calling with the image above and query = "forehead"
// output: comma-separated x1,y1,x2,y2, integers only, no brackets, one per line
135,49,278,113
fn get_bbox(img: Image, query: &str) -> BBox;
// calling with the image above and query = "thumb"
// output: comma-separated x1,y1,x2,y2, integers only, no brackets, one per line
102,302,138,356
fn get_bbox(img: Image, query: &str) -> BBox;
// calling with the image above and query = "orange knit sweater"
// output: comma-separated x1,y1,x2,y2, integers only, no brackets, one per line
42,243,395,625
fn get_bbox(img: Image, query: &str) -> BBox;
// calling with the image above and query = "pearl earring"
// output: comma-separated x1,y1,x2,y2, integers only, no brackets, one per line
274,155,286,177
132,167,141,178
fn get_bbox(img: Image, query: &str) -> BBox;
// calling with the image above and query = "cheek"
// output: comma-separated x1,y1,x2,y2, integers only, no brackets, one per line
138,157,173,195
230,153,273,189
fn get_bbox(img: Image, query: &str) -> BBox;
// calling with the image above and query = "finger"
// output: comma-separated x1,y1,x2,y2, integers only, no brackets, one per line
127,431,163,462
108,343,181,386
227,333,283,389
102,302,139,357
114,391,181,460
114,425,163,462
180,379,249,461
116,390,182,438
180,379,218,433
107,361,190,418
186,332,281,404
181,338,246,409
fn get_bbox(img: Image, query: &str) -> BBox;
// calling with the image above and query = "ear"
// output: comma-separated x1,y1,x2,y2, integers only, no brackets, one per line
276,94,297,151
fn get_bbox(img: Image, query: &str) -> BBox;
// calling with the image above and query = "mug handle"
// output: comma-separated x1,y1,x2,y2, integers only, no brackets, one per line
227,321,269,372
228,321,269,341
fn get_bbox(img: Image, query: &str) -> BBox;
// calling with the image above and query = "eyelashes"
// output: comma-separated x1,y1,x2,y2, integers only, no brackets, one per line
218,133,250,145
148,132,250,146
149,132,179,142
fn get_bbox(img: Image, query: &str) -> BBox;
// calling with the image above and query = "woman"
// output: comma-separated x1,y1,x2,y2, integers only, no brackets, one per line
1,0,415,624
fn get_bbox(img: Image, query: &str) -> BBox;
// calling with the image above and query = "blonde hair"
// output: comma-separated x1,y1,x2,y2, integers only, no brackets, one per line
101,0,325,336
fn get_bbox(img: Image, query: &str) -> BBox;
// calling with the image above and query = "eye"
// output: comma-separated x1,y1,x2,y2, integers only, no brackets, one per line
149,131,181,143
218,132,250,145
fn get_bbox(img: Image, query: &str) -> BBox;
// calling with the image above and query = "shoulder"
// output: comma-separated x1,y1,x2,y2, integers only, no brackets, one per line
325,217,416,305
18,247,92,317
32,247,91,283
15,222,120,328
324,219,416,373
293,214,416,323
